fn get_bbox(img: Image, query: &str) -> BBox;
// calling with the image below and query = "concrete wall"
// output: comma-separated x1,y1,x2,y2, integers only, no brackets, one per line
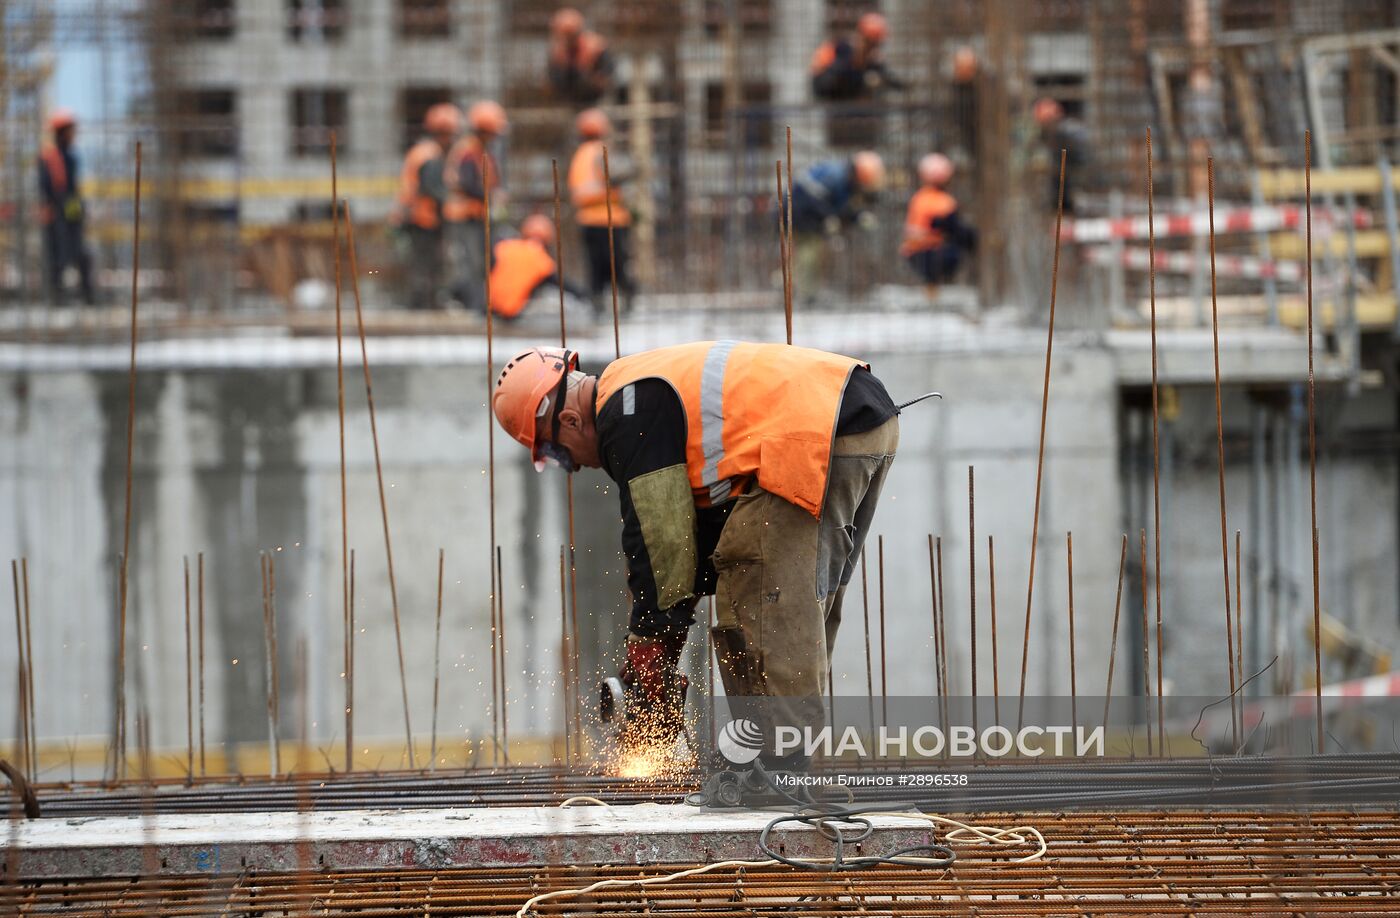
2,327,1395,764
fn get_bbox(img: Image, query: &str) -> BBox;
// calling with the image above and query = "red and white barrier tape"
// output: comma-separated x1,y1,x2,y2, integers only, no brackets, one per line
1060,204,1372,243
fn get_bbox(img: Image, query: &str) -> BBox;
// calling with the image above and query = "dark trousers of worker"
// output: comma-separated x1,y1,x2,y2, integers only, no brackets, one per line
445,219,486,307
710,416,899,754
404,226,443,310
44,220,94,305
907,246,961,285
581,224,632,313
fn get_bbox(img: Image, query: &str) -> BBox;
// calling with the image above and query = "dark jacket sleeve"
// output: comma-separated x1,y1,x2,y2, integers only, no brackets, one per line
597,379,701,636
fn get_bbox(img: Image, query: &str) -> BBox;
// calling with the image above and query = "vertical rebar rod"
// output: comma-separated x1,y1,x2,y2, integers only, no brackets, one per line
483,158,500,768
1067,532,1077,736
197,552,205,776
877,535,888,726
1017,149,1067,729
21,559,35,777
785,125,795,332
430,548,445,772
1139,529,1153,757
115,141,143,782
558,545,571,765
988,535,1000,724
1304,130,1323,752
259,553,278,778
1205,156,1238,750
348,549,356,771
343,203,414,768
11,561,30,778
602,146,622,359
489,545,501,767
1146,129,1168,757
496,546,510,764
554,159,583,761
1103,534,1128,733
935,536,949,734
183,556,192,783
861,551,875,739
776,160,791,341
926,536,943,731
1235,529,1244,708
330,134,351,775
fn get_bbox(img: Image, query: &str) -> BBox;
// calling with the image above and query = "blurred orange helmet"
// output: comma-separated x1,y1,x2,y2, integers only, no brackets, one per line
952,46,978,83
857,11,888,43
494,346,579,470
551,7,585,36
1033,97,1064,126
918,153,954,187
521,214,556,246
48,108,77,132
468,100,509,135
424,103,463,136
576,107,611,139
852,151,886,191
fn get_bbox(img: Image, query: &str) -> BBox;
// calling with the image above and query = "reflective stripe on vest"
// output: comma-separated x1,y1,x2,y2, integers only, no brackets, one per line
595,341,864,518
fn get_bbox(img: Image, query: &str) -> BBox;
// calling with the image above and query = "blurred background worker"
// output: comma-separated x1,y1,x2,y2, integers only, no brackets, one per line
444,100,508,307
547,7,615,106
1032,96,1091,215
481,215,589,321
568,108,634,315
38,108,95,306
790,150,885,300
394,102,460,309
810,12,905,101
901,153,976,296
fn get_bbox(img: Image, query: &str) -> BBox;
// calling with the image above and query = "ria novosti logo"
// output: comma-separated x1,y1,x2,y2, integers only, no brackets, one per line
717,718,764,764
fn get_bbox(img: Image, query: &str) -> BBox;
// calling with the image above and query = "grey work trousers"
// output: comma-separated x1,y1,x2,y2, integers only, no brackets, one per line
445,219,487,306
710,415,899,740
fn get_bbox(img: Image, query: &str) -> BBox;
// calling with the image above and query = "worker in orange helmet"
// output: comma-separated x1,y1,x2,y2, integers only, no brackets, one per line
1032,96,1090,214
478,215,589,320
444,100,509,306
38,108,95,305
492,340,903,766
394,102,461,309
789,151,885,301
568,108,633,315
811,10,905,100
902,153,976,296
548,7,615,105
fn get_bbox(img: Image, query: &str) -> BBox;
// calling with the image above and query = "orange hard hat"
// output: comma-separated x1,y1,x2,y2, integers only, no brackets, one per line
857,11,888,43
521,214,556,246
952,46,978,83
469,100,509,135
48,108,77,132
424,103,462,136
576,107,611,139
494,346,578,470
551,7,585,36
852,151,886,191
918,153,954,187
1033,97,1063,126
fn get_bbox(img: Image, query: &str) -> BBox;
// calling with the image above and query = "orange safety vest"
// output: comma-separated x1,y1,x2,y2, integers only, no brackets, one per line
901,187,958,256
596,341,864,518
396,138,444,230
568,140,630,228
489,238,556,318
443,136,498,223
39,145,69,225
810,39,868,75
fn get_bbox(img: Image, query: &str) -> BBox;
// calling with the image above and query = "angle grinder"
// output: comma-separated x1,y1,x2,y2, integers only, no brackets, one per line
599,669,690,751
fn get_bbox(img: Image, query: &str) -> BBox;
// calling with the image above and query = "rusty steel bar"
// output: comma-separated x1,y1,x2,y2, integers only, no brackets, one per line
776,159,790,341
988,535,1000,724
936,536,949,732
348,549,356,772
1103,534,1128,732
1145,128,1168,758
497,546,510,764
483,158,501,770
558,545,571,765
1067,531,1077,735
183,557,192,783
1206,157,1239,752
11,560,30,778
197,552,205,777
926,534,942,706
330,135,351,776
968,467,977,731
1235,529,1244,707
431,549,445,772
877,535,888,726
785,125,794,331
861,550,875,738
1304,130,1323,752
1018,148,1068,730
603,145,622,360
1138,529,1153,757
20,559,34,780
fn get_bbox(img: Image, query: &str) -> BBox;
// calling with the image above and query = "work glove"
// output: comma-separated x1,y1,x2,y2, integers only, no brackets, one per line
618,631,688,751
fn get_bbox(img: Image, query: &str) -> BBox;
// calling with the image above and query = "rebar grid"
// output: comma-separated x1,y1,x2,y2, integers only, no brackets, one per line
4,810,1399,916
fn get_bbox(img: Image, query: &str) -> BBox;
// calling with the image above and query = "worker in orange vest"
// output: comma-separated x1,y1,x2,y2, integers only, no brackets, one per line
444,100,509,306
394,103,460,309
568,108,633,315
902,153,976,295
810,12,905,101
547,7,615,106
492,341,903,766
481,215,587,320
38,109,95,306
